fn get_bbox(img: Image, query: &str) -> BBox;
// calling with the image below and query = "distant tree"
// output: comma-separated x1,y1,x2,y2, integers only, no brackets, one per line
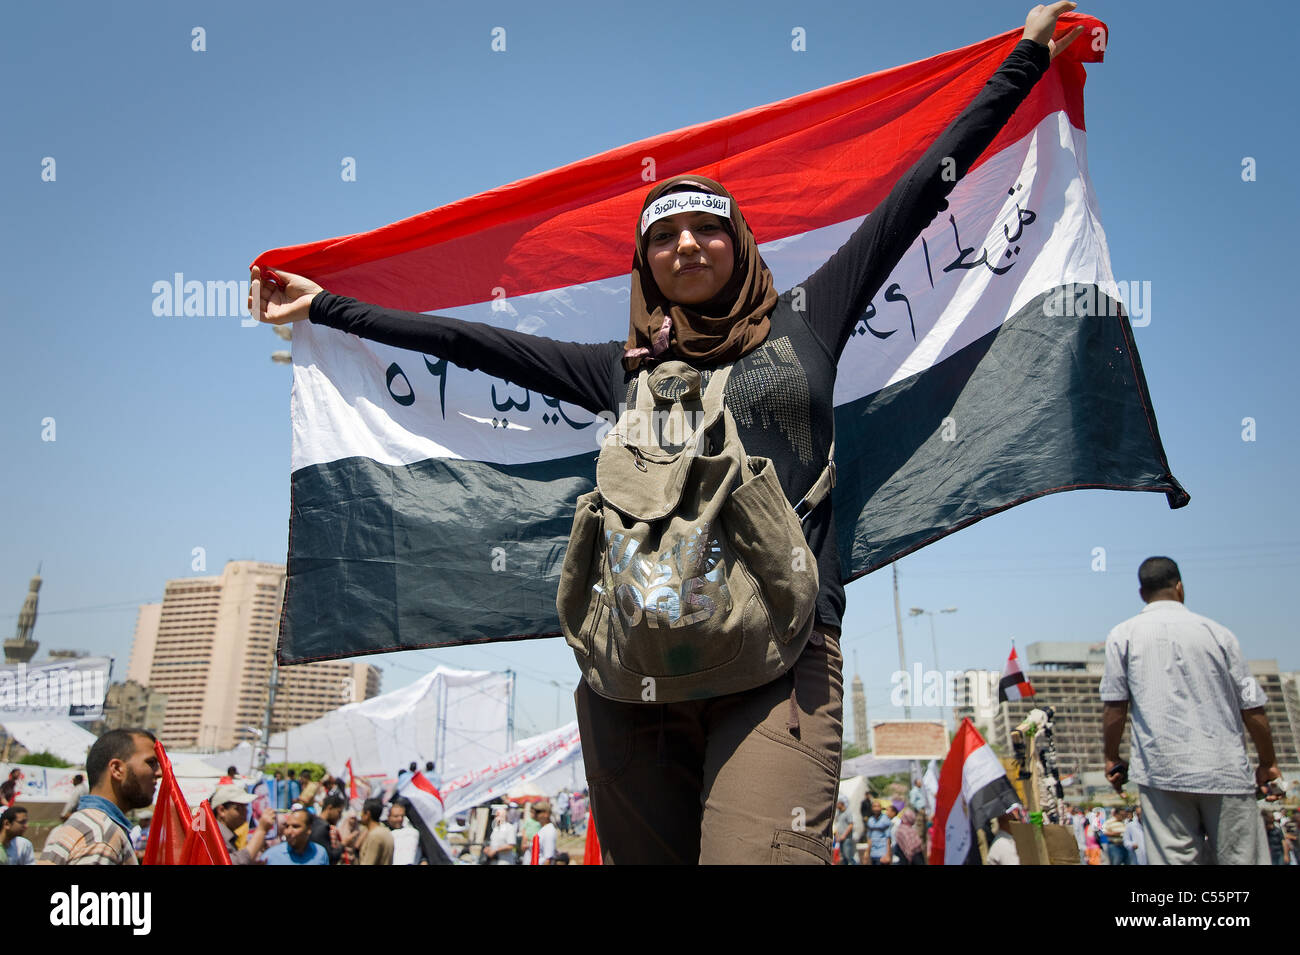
21,751,73,768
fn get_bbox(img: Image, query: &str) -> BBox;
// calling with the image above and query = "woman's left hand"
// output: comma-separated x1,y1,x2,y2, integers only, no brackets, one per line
1023,1,1086,61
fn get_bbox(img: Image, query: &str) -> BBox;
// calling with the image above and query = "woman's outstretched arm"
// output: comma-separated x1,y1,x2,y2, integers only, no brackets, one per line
798,3,1083,363
249,266,620,416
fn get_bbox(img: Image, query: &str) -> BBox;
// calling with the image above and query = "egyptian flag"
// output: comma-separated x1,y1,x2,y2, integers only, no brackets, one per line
143,740,193,866
930,718,1020,865
395,771,454,866
999,645,1036,702
254,13,1187,663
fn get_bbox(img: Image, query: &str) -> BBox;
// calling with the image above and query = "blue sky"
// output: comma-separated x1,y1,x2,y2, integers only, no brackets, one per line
2,1,1296,741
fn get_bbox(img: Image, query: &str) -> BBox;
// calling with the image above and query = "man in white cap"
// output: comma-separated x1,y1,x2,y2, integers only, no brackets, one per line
210,784,276,865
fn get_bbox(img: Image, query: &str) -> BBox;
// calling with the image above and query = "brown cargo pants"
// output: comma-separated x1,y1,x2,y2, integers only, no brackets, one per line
574,627,844,864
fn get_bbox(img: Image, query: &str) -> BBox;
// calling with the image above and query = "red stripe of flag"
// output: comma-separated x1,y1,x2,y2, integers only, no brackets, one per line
253,14,1104,311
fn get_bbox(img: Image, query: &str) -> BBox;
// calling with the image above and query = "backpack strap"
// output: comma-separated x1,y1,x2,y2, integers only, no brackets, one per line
700,364,733,414
792,438,836,523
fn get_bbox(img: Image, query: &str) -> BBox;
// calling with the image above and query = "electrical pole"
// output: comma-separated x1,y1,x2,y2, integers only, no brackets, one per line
892,563,910,719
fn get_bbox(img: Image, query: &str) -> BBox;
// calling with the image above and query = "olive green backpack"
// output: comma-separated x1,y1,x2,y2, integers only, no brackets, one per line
555,359,834,703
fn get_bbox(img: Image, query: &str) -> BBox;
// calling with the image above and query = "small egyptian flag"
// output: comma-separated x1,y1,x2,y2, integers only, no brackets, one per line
930,718,1021,865
998,645,1036,702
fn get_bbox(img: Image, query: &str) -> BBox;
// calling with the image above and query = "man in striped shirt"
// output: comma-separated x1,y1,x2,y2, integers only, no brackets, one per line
37,728,161,866
1100,557,1281,865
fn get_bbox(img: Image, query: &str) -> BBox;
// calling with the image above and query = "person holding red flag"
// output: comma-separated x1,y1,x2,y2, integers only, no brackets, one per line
37,729,161,865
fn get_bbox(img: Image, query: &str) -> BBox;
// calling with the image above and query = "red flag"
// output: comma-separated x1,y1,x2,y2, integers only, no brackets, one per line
582,810,602,866
346,759,357,800
930,718,1020,865
530,832,540,865
142,740,192,865
178,800,232,865
998,645,1036,702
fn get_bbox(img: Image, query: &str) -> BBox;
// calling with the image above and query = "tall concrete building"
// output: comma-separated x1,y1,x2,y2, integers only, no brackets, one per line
1252,662,1300,776
130,561,380,750
93,680,169,737
994,642,1300,783
953,669,1000,734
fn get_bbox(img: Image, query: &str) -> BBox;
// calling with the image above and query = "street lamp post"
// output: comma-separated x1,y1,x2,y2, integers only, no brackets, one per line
908,606,957,724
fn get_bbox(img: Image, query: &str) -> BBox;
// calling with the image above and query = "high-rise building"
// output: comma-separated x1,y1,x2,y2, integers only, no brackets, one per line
130,561,380,750
1252,662,1300,776
953,669,1000,734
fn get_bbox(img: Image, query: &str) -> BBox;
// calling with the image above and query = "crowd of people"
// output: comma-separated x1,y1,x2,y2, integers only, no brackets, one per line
830,790,1299,867
5,556,1295,868
5,731,589,866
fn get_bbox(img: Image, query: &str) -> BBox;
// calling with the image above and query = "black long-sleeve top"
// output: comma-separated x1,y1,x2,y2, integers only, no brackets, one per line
309,39,1051,633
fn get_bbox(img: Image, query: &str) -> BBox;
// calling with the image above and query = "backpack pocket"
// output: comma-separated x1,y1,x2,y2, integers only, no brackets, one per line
556,489,605,657
722,457,820,643
608,526,747,679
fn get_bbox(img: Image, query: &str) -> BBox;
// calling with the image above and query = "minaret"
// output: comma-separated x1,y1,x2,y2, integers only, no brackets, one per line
5,566,42,664
851,649,868,749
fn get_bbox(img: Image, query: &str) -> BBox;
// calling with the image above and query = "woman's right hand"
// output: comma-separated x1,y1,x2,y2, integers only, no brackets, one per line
248,265,324,325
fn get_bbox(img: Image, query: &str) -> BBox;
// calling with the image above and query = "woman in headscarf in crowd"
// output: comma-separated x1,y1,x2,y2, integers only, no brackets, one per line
893,807,927,865
252,4,1082,864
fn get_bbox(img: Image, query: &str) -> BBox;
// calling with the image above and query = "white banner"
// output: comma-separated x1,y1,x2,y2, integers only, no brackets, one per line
0,762,83,804
440,722,582,819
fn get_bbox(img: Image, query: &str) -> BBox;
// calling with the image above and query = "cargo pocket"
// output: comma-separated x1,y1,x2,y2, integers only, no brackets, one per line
556,490,604,657
722,457,819,643
574,679,636,784
767,828,832,865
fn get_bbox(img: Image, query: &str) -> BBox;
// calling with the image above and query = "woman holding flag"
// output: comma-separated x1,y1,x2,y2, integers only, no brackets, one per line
251,3,1083,864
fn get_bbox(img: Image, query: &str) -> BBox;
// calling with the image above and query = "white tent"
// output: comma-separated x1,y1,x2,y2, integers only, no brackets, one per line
839,754,912,779
0,719,97,766
193,741,255,776
267,665,511,778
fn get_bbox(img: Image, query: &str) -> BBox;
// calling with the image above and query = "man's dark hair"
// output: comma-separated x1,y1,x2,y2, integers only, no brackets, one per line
1,806,26,826
408,761,418,773
362,797,384,822
1138,556,1181,595
424,761,435,772
287,769,296,778
86,728,155,789
71,774,84,785
300,769,312,780
226,766,237,776
321,793,346,811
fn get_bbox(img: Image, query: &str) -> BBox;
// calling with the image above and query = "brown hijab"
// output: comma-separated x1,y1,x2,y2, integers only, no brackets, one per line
623,175,777,371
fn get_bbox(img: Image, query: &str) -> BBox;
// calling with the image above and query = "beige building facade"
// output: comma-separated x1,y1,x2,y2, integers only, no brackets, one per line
131,561,380,750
